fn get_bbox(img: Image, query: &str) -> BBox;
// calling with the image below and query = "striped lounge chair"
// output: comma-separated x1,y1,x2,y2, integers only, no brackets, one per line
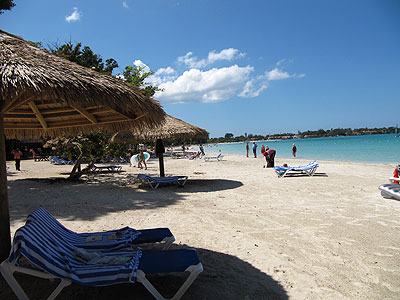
203,152,223,162
27,207,175,250
50,156,73,165
0,221,203,300
274,161,319,177
136,174,188,189
379,184,400,201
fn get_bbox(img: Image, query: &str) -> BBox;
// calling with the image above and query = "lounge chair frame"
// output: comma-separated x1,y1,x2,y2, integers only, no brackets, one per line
1,257,203,300
203,153,223,162
91,165,122,173
1,217,202,300
1,260,72,300
379,184,400,200
137,174,188,189
274,161,319,178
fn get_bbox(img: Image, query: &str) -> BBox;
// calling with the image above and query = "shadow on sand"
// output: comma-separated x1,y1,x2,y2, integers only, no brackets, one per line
280,172,328,178
7,175,243,224
0,244,288,300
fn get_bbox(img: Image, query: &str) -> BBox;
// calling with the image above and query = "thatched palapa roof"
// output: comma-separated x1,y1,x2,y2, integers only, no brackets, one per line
111,114,209,142
0,30,166,138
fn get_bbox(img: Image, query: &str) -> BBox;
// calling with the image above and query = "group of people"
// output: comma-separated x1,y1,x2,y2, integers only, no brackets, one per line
245,142,298,168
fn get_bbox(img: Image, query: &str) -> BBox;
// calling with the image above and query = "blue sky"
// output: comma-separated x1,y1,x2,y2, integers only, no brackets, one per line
2,0,399,137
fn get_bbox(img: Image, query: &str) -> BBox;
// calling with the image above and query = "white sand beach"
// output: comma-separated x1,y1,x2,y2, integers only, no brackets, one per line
2,154,400,300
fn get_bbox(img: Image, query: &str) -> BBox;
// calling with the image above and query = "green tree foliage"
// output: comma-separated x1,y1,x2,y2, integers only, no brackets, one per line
121,65,163,96
48,42,118,75
27,41,43,48
0,0,15,14
206,126,396,144
47,133,135,180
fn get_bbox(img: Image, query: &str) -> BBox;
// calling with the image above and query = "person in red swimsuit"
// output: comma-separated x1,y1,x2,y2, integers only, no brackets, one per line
394,165,400,184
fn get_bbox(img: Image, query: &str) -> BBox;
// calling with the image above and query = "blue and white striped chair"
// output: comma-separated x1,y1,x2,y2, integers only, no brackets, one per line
26,207,175,250
274,161,319,177
379,184,400,200
203,152,223,162
50,156,72,165
0,221,203,300
136,174,188,189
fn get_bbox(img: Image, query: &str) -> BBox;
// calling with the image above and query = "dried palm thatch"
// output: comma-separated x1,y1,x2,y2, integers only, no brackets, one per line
111,114,209,142
0,30,166,138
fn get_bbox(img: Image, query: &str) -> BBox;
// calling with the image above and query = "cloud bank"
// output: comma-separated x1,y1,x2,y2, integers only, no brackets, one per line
136,49,305,104
65,7,81,23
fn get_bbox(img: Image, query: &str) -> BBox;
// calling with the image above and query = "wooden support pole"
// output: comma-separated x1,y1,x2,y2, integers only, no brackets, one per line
159,153,165,177
0,116,11,261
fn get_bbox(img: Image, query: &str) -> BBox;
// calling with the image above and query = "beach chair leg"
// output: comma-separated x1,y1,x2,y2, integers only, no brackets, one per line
178,177,188,187
148,181,159,189
306,167,317,176
47,279,72,300
0,261,30,300
275,170,286,178
136,263,203,300
160,236,176,250
0,260,72,300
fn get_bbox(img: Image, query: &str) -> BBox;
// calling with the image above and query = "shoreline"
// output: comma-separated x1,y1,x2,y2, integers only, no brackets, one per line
198,152,398,167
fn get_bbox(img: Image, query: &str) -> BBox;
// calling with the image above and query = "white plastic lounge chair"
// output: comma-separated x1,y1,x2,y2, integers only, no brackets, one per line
137,174,188,189
0,221,203,300
203,153,223,161
91,164,122,173
26,207,175,250
379,184,400,200
274,161,319,177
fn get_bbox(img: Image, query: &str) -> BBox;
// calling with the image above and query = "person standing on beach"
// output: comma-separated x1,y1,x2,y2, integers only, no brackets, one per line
393,164,400,184
11,148,22,171
29,148,36,160
292,143,297,158
252,142,258,158
246,142,249,157
199,144,205,156
137,145,147,170
261,144,265,155
264,147,276,168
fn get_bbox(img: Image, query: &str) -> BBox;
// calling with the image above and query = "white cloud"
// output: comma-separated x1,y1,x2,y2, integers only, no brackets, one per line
151,67,177,86
208,48,245,64
154,65,253,103
177,48,245,68
266,68,292,80
265,68,305,80
133,60,151,72
65,7,81,23
239,76,269,98
122,1,129,8
155,67,176,76
134,51,304,104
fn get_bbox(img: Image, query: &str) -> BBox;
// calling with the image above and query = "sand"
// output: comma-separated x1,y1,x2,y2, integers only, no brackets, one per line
1,154,400,300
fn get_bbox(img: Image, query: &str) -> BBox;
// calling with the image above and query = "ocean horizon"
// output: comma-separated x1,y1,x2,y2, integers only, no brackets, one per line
202,134,400,164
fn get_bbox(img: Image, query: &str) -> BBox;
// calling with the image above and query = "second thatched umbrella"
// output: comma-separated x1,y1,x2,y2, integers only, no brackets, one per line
111,114,209,176
0,30,166,260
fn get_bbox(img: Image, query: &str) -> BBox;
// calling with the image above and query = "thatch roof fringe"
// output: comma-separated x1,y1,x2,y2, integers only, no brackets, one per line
111,115,209,142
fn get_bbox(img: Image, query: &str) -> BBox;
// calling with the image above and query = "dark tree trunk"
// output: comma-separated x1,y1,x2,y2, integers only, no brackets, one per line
0,117,11,260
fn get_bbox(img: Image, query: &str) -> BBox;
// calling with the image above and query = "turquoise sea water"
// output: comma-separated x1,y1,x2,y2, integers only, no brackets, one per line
203,134,400,164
